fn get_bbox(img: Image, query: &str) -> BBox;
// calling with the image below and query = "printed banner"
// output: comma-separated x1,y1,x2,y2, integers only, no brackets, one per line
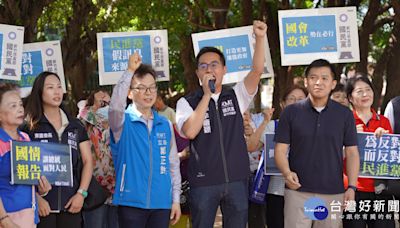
192,25,274,85
264,132,400,179
358,132,400,179
278,7,359,66
11,141,73,186
263,133,281,175
97,30,169,85
17,41,65,97
0,24,24,81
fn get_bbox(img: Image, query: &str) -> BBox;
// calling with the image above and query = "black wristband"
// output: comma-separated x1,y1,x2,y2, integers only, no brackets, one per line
347,185,357,192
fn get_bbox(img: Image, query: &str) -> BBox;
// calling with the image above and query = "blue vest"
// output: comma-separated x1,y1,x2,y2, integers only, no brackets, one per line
111,105,173,209
185,88,250,187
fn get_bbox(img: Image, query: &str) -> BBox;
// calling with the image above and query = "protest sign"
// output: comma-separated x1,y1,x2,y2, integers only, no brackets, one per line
358,132,400,179
192,25,274,85
278,7,359,66
0,24,24,81
97,30,169,85
263,132,400,179
11,141,73,186
17,41,65,97
263,133,281,175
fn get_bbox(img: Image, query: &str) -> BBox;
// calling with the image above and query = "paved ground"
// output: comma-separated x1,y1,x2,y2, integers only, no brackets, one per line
213,207,223,227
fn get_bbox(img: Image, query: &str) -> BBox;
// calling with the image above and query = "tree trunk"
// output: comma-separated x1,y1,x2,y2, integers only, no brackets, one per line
179,35,199,94
261,0,291,118
0,1,55,42
61,0,101,106
207,0,231,29
371,46,388,110
381,0,400,111
241,0,253,26
356,0,381,74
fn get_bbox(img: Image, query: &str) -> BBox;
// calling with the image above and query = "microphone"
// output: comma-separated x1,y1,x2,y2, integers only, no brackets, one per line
209,79,216,93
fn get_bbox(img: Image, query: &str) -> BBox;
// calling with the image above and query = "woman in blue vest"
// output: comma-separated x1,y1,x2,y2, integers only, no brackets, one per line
246,85,307,228
23,72,93,228
0,83,51,228
109,52,181,228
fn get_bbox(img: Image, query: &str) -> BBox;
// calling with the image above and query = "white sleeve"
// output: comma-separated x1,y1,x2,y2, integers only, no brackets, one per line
260,121,276,145
168,121,181,203
384,101,395,130
176,97,194,138
109,71,133,143
233,80,258,115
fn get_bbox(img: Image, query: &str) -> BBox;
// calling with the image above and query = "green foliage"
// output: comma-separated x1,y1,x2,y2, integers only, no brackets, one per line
111,0,193,91
22,0,400,97
36,0,73,41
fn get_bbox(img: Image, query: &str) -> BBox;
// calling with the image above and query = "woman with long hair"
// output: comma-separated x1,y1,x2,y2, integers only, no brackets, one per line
23,72,93,228
78,89,118,228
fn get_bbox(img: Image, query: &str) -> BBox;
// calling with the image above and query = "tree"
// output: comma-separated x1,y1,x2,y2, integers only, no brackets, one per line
2,0,400,115
0,0,56,42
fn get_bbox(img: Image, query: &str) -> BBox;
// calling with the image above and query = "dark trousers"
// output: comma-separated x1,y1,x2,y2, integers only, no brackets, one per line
248,200,266,228
189,180,248,228
343,191,395,228
118,206,171,228
83,204,119,228
265,193,284,228
38,211,82,228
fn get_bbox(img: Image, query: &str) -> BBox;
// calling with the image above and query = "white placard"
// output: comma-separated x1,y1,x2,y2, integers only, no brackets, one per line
16,41,66,97
97,30,169,85
192,25,274,85
278,7,360,66
0,24,24,80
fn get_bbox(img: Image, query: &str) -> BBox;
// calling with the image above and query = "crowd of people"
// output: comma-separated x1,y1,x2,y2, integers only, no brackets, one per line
0,19,399,228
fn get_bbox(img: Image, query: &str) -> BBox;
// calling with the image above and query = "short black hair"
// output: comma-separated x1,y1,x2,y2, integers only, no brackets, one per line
133,64,156,80
195,47,226,67
304,59,336,80
345,73,374,99
331,83,346,94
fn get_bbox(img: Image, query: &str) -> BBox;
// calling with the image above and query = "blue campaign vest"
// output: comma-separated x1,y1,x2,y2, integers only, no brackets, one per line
111,105,173,209
185,88,250,187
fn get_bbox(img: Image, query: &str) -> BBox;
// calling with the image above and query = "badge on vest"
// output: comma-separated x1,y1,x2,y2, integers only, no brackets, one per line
34,133,53,139
203,111,211,134
67,131,78,150
157,132,168,175
221,99,236,117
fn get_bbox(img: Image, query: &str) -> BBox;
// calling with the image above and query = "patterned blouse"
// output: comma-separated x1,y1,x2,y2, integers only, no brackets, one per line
78,106,115,204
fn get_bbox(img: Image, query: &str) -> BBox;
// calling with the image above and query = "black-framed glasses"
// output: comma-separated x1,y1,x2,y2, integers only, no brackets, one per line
100,100,110,107
198,61,221,71
131,85,158,94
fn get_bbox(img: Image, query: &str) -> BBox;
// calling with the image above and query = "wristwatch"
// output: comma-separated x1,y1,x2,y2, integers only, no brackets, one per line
77,189,88,198
347,185,357,192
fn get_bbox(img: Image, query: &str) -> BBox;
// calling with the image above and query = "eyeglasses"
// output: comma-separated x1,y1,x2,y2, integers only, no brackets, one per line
285,96,305,103
353,88,373,97
131,85,158,94
100,100,110,107
198,61,221,71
